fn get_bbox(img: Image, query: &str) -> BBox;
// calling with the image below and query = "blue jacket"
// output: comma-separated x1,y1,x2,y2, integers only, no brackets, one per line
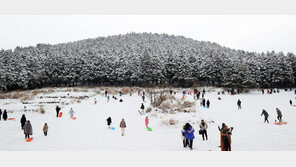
185,126,195,140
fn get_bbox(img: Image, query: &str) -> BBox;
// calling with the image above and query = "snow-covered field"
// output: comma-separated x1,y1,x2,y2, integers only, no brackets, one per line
1,88,296,151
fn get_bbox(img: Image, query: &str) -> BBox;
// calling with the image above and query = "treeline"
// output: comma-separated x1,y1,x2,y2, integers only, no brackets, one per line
0,32,295,92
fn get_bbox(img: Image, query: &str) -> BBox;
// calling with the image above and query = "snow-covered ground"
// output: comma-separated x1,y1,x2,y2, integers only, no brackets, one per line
0,88,296,151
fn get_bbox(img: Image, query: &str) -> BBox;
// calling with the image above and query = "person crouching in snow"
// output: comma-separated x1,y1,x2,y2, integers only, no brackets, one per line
24,120,33,139
106,117,112,129
43,123,48,136
145,116,149,127
69,108,75,119
120,118,127,136
184,123,195,150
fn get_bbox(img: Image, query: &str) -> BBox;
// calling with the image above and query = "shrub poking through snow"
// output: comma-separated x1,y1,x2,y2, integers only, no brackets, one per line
146,107,152,113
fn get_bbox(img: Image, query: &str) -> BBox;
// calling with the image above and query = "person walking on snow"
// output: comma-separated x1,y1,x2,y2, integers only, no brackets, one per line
184,123,195,150
107,96,110,101
142,95,145,102
105,90,108,97
237,99,242,109
145,116,149,127
20,114,26,129
199,120,208,141
24,120,33,139
202,99,206,107
56,106,61,118
261,109,269,123
206,100,210,108
276,108,282,122
43,123,48,136
3,109,7,121
106,117,112,129
289,100,292,106
69,108,75,119
0,109,2,121
140,103,145,115
120,118,127,136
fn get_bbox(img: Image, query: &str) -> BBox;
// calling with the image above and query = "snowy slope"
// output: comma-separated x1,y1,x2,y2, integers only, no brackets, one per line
0,88,296,151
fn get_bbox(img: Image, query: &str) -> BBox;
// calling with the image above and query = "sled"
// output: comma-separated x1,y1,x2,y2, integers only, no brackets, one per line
111,127,115,130
59,112,63,117
274,123,282,125
293,105,296,107
8,118,15,120
26,138,33,142
205,106,209,109
280,121,287,124
138,110,142,114
72,117,76,120
146,127,152,131
107,100,109,102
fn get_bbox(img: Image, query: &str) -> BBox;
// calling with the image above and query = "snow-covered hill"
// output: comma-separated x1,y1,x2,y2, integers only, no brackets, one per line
1,87,296,151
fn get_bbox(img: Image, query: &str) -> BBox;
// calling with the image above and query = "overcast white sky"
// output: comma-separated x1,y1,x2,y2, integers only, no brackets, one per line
0,15,295,53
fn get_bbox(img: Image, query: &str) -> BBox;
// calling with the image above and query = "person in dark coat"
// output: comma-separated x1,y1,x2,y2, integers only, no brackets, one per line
206,100,210,108
262,89,264,94
140,103,145,114
276,108,282,122
56,106,61,117
202,99,206,107
106,117,112,129
289,100,292,106
142,95,145,102
3,109,8,121
20,114,27,129
237,99,242,109
197,92,200,99
105,90,108,97
184,123,195,150
24,120,33,139
0,109,2,121
261,109,269,123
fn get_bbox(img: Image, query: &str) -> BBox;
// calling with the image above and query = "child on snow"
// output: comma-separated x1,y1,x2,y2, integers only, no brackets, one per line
140,103,145,115
43,123,48,136
145,116,149,127
106,117,112,129
69,108,75,119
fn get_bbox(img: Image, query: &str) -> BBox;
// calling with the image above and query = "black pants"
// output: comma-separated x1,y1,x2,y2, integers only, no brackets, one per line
238,105,241,109
21,123,25,129
277,116,282,122
264,117,269,123
44,132,47,136
202,130,208,140
224,142,231,151
0,115,1,121
186,139,193,149
56,111,59,117
25,134,30,139
183,139,187,147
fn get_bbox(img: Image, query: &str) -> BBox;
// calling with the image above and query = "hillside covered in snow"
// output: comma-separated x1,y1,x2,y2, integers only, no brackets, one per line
0,32,296,92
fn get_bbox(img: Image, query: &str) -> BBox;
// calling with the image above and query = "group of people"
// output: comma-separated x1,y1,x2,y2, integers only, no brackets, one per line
106,117,128,136
181,120,222,151
20,114,48,139
0,109,8,121
261,108,283,123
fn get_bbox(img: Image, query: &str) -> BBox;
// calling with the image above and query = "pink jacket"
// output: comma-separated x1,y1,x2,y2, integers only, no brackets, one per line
145,118,149,127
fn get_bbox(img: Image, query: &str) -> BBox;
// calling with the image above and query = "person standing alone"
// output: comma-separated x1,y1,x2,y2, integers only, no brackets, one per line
120,118,127,136
199,120,208,141
56,106,61,117
237,99,242,109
